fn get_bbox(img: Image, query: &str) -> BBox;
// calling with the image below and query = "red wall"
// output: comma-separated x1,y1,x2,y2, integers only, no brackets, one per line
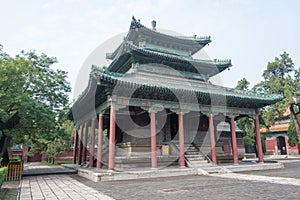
265,137,299,155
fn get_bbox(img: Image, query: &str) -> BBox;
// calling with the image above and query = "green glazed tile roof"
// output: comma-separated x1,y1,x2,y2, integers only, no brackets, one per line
129,16,211,48
107,40,231,77
91,66,283,109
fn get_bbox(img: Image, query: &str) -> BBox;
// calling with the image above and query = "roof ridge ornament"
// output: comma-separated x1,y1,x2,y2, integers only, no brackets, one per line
130,16,143,30
151,20,156,31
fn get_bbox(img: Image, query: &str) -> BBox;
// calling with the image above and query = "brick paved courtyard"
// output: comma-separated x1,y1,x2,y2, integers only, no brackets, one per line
71,172,300,200
3,160,300,199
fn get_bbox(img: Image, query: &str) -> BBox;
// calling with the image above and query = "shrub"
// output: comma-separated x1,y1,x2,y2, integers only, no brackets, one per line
9,156,21,163
0,167,7,189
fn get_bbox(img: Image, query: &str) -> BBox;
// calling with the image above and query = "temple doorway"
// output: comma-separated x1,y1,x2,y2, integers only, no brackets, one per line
277,136,287,155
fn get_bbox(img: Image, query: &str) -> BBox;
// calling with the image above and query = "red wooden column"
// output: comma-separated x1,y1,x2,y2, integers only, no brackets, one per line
78,125,83,164
285,136,289,155
108,106,116,171
209,115,217,164
89,118,96,168
150,111,157,168
230,117,238,165
254,116,264,163
178,112,185,167
72,129,78,164
97,114,104,169
83,122,88,163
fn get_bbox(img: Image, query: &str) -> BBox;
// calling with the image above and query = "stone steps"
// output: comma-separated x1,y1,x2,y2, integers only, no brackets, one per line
185,151,200,155
189,160,209,165
186,157,204,161
184,144,226,174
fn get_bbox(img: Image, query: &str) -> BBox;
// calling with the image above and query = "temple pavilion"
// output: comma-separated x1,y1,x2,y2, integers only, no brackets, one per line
68,17,283,171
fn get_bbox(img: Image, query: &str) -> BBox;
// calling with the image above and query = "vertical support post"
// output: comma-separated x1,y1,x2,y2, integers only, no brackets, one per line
255,116,264,163
150,111,157,169
97,114,104,169
72,129,78,164
108,106,116,171
209,115,217,164
89,118,96,168
285,136,289,155
165,115,171,141
178,112,185,167
78,125,83,164
230,117,238,165
83,122,88,163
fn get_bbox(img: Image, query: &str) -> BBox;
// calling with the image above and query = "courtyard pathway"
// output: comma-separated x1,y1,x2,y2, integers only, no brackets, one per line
19,175,114,200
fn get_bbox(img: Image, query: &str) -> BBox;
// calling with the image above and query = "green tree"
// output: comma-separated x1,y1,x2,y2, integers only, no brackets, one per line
235,78,256,152
287,117,299,146
254,52,297,127
0,45,71,164
45,138,66,164
235,78,250,91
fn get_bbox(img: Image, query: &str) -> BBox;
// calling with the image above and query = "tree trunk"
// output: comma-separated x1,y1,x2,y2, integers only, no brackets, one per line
0,112,20,165
290,104,300,142
0,135,11,165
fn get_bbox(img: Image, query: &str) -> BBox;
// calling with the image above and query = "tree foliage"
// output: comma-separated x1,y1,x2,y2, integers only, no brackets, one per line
288,118,299,146
235,78,255,150
0,45,71,163
235,52,300,149
254,52,299,127
235,78,250,91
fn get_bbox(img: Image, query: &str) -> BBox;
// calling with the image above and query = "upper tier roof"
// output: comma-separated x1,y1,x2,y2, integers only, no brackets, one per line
107,17,211,60
106,39,231,80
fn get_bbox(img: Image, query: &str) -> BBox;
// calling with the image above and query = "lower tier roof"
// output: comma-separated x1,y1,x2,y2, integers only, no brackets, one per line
69,66,283,121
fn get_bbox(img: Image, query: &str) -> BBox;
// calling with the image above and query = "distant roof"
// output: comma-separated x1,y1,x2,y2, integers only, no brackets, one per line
261,120,289,133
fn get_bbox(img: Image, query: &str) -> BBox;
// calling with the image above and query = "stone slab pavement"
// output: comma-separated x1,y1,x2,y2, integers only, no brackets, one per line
19,175,114,200
11,160,300,199
71,173,300,200
68,160,300,200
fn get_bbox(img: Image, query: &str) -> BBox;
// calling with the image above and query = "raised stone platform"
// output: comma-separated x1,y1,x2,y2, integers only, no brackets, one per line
63,161,284,182
115,155,178,169
225,161,284,172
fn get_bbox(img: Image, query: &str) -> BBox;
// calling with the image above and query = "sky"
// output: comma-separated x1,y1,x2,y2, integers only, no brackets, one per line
1,0,299,100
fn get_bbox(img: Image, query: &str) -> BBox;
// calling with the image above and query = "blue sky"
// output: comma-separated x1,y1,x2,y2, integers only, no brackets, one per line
1,0,299,99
